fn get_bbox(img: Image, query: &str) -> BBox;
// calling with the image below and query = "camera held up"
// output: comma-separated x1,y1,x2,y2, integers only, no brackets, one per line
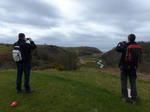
26,38,30,40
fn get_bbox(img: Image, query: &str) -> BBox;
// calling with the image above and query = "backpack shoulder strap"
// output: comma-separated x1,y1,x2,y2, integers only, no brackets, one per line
19,42,25,46
15,42,25,47
127,44,142,50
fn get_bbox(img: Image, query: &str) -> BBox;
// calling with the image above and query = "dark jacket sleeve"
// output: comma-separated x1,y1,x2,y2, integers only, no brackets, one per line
116,42,126,53
29,41,36,49
115,42,132,69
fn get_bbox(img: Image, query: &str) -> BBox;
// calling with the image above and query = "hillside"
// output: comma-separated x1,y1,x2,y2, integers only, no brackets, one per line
62,46,102,56
0,44,102,71
0,44,79,71
1,42,150,75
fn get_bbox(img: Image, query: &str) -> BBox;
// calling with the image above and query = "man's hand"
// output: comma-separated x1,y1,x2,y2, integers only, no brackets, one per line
26,37,33,42
28,38,33,42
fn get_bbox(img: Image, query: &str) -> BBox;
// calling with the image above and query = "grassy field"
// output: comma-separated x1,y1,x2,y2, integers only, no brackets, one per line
0,69,150,112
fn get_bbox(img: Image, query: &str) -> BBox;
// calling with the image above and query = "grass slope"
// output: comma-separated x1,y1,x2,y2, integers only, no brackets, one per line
0,69,150,112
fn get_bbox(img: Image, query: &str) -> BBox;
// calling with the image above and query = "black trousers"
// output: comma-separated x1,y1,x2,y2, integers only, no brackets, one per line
121,68,137,101
16,63,31,91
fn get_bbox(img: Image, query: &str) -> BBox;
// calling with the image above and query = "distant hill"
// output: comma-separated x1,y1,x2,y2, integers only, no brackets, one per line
0,44,79,71
0,44,103,71
102,41,150,73
63,46,102,56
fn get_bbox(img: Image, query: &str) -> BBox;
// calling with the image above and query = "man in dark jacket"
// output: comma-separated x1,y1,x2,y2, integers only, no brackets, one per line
116,34,137,105
14,33,36,93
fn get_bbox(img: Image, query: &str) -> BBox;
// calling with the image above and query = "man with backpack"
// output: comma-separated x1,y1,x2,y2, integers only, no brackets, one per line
116,34,142,105
13,33,36,93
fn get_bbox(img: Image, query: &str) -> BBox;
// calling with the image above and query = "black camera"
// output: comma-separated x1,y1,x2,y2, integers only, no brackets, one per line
26,38,30,40
123,41,126,43
122,41,126,44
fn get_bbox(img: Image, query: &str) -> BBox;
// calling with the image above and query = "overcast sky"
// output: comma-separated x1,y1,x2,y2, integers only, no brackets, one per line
0,0,150,51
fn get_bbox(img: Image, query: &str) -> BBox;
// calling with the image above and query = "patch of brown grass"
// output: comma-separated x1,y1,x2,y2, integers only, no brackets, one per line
86,68,150,80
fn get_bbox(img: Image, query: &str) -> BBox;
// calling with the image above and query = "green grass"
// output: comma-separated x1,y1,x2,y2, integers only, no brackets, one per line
0,69,150,112
0,44,13,51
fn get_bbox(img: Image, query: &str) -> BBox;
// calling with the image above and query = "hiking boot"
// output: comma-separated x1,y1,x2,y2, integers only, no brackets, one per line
25,89,35,94
122,97,128,103
132,101,136,105
16,89,23,93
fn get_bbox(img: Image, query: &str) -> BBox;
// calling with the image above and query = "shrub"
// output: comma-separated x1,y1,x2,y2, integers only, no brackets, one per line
32,45,79,71
50,63,64,71
0,51,15,70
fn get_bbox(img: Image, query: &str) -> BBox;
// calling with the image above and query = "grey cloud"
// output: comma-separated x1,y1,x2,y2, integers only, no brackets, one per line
35,31,67,45
78,0,149,31
0,0,61,27
1,0,150,51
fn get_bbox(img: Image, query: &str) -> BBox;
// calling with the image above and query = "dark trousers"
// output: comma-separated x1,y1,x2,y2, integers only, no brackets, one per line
121,68,137,101
16,63,31,91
